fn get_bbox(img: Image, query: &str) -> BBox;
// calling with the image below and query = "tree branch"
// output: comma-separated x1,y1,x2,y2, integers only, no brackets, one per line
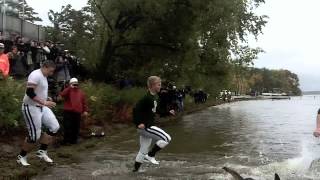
92,0,113,32
114,42,178,51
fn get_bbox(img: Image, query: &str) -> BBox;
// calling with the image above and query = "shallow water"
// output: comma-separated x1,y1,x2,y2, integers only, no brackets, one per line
34,96,320,180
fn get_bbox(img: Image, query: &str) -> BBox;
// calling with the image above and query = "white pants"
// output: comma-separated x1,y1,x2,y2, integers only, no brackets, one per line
22,103,60,142
135,126,171,163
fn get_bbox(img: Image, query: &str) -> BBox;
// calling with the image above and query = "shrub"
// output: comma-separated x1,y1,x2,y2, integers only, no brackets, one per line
81,81,145,123
0,78,25,129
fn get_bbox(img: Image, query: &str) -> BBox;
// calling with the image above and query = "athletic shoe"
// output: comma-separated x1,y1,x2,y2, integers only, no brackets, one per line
36,150,53,163
17,155,30,166
144,155,159,165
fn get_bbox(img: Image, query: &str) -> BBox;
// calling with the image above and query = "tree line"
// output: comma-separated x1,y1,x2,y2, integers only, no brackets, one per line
42,0,301,96
232,68,301,95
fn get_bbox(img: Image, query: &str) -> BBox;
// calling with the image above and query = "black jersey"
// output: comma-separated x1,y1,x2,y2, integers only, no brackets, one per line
133,91,158,128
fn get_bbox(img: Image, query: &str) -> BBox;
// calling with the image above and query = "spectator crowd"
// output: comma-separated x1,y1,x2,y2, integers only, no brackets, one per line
0,36,86,100
157,83,208,116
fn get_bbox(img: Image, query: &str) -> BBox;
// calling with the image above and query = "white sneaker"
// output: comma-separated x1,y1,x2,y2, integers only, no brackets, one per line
36,150,53,163
144,155,159,165
17,155,30,166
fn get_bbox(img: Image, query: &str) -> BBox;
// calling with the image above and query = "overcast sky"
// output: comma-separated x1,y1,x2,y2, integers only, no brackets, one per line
27,0,320,91
26,0,88,26
251,0,320,91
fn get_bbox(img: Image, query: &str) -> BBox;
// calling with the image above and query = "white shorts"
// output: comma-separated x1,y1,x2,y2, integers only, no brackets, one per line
21,103,60,142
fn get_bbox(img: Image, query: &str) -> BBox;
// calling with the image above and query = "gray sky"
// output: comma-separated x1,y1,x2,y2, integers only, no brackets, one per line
26,0,88,26
251,0,320,91
27,0,319,91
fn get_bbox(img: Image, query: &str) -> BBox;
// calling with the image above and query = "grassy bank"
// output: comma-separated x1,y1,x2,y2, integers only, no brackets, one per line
0,79,146,132
0,79,220,132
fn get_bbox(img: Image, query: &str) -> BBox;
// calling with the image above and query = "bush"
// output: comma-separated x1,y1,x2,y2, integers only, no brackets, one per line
81,81,145,123
0,78,25,129
0,78,146,130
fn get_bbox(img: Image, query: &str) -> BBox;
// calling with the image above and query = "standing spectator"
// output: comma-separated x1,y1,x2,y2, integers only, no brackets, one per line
227,91,232,102
15,36,23,50
55,55,71,92
30,40,38,70
35,42,47,69
176,89,184,112
168,85,178,111
0,43,9,79
158,87,171,117
0,31,3,42
26,50,34,74
8,46,27,79
47,41,58,61
59,78,88,144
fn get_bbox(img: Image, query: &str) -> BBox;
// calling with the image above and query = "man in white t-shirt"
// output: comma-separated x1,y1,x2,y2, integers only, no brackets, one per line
17,60,60,166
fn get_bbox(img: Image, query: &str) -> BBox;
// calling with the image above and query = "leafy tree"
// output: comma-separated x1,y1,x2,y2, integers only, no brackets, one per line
230,45,264,94
45,0,268,95
47,4,96,56
4,0,42,23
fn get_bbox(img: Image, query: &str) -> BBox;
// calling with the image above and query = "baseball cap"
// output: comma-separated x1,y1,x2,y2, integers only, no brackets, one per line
69,78,78,84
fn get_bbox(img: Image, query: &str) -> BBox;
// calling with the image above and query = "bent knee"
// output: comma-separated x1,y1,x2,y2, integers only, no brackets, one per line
156,140,169,148
49,123,60,134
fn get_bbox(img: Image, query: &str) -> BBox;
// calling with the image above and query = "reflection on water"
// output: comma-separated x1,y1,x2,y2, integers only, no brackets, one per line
34,96,320,180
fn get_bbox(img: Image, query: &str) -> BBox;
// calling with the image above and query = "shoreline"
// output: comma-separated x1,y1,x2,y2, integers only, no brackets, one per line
0,98,230,179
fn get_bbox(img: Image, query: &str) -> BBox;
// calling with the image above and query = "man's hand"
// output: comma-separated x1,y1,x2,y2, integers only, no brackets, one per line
44,101,56,108
57,95,63,101
83,111,89,117
169,110,175,116
138,123,145,129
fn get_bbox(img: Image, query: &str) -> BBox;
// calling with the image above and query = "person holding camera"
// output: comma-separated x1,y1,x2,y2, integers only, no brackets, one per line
55,55,71,92
59,78,88,144
8,45,28,79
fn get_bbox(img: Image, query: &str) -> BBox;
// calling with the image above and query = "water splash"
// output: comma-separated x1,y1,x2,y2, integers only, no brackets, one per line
254,140,320,179
286,141,315,171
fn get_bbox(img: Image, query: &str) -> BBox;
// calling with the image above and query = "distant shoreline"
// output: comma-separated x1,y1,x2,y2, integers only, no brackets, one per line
302,91,320,95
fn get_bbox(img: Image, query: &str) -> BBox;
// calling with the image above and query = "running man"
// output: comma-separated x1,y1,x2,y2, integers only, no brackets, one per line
314,109,320,137
17,60,60,166
132,76,175,172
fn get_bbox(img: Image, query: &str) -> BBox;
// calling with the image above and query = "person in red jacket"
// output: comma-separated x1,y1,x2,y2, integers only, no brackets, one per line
59,78,88,144
0,43,9,79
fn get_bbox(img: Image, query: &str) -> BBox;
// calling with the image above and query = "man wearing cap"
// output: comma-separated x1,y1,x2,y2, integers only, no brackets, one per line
59,78,88,144
0,43,9,79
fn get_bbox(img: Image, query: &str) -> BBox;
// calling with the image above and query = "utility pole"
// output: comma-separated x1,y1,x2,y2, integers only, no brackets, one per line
2,0,5,38
22,0,24,20
20,0,24,36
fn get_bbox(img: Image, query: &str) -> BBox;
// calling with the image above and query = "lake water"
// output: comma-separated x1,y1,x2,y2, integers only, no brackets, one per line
34,96,320,180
